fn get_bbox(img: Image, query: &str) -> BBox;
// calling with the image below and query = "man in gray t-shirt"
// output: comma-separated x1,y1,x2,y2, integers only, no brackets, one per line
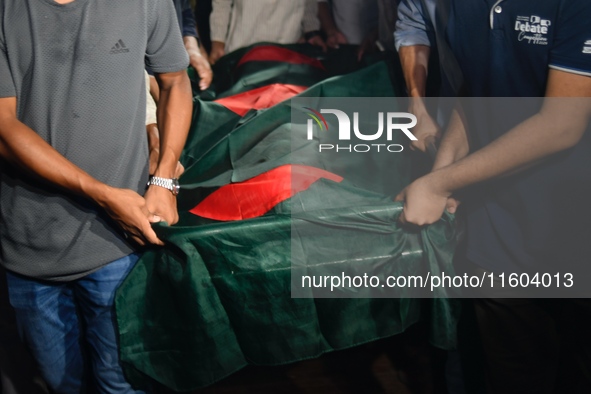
0,0,192,391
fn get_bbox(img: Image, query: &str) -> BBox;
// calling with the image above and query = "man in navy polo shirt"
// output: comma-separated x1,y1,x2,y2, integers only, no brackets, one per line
396,0,591,392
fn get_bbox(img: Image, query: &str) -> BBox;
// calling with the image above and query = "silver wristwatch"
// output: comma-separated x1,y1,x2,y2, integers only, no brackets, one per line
147,176,180,195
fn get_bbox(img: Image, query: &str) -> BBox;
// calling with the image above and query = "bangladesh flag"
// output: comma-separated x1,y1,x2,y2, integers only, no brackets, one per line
115,44,460,392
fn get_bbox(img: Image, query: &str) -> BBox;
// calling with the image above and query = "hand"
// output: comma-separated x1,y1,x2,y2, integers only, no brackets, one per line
445,197,461,214
357,29,378,61
98,187,164,246
408,100,441,153
326,29,347,49
188,50,213,90
394,175,450,226
144,184,179,226
209,41,226,65
307,35,327,52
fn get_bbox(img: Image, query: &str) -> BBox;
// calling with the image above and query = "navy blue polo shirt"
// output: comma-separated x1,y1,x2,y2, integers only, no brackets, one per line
444,0,591,273
447,0,591,96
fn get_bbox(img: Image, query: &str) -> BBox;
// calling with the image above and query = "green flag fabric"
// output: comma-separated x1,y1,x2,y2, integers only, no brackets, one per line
116,45,460,392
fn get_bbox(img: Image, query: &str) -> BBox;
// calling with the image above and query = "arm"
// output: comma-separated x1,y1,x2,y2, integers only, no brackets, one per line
396,70,591,225
395,0,439,152
357,27,378,61
0,97,164,246
143,69,193,225
400,46,441,152
209,0,232,64
399,45,430,99
431,103,469,171
180,0,213,89
146,72,185,178
317,1,347,49
146,123,160,176
145,71,160,175
303,0,326,50
184,35,213,90
426,103,469,214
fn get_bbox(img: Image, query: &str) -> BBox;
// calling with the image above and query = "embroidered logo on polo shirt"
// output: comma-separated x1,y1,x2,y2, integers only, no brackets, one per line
515,15,551,46
583,40,591,54
109,39,130,54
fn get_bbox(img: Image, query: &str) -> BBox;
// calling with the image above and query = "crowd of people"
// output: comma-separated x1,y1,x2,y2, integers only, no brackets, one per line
0,0,590,393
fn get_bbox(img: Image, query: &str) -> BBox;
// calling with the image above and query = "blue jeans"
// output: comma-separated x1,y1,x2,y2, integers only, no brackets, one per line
6,254,143,394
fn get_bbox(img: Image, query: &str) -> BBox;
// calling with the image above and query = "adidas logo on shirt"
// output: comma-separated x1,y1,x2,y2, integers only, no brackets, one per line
110,39,129,54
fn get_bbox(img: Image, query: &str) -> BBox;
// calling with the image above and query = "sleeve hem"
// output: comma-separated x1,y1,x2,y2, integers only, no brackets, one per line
394,37,431,52
182,30,198,38
210,35,227,43
549,64,591,77
147,59,190,74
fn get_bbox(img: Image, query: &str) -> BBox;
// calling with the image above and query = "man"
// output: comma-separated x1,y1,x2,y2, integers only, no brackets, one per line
395,0,591,392
0,0,192,392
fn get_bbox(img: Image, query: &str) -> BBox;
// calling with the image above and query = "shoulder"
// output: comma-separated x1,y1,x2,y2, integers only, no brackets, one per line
557,0,591,20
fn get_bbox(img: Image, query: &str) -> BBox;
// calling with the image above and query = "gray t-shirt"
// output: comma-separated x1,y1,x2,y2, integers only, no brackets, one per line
0,0,189,281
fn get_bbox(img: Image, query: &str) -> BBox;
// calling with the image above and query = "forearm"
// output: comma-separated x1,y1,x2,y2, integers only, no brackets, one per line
146,123,160,152
431,99,590,195
199,41,208,58
153,71,192,178
148,74,160,103
431,106,469,170
317,2,338,35
0,102,109,204
183,35,200,58
400,44,443,152
399,45,430,98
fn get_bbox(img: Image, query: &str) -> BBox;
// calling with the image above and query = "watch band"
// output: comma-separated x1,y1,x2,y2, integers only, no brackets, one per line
147,176,180,195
